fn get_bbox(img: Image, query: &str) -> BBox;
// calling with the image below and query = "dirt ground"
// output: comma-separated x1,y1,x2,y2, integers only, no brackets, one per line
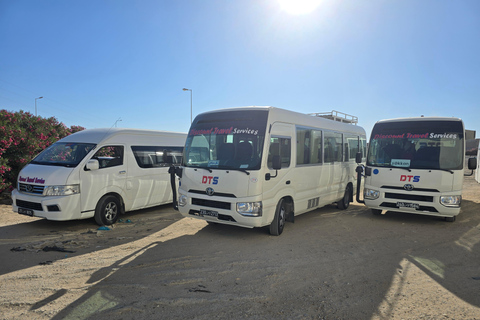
1,175,480,320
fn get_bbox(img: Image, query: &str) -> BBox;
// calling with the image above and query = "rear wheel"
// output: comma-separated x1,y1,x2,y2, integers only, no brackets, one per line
269,199,286,236
95,195,121,226
337,184,352,210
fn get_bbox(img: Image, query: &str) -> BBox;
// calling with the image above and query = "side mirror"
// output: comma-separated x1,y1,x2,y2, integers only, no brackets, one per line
266,155,282,181
355,151,362,164
169,165,183,178
85,159,99,171
468,157,477,170
272,155,281,170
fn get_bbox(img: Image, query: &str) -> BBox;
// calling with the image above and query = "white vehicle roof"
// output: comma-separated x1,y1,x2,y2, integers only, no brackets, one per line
196,106,366,136
58,128,187,144
375,116,463,124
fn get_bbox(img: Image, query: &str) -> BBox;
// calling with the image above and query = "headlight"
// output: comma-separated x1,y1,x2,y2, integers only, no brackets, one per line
178,195,188,207
440,195,461,207
236,202,262,217
364,188,380,200
43,185,80,196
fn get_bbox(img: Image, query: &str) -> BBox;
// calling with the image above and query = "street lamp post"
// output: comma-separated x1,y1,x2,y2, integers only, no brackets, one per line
182,88,192,124
35,96,43,117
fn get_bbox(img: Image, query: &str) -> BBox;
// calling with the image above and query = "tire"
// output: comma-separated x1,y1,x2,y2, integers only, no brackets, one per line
95,195,121,226
371,209,382,215
337,184,351,210
269,199,286,236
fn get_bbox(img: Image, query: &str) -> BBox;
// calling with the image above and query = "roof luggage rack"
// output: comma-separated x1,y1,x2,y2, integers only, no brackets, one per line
309,110,358,125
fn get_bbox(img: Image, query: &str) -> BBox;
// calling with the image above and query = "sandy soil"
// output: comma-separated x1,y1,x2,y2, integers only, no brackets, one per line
1,176,480,320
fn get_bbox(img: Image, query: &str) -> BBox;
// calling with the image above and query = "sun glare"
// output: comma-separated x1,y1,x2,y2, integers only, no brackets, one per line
278,0,322,15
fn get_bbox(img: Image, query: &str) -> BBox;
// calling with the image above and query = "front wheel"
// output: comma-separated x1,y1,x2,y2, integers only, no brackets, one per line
269,199,286,236
337,184,352,210
95,195,121,226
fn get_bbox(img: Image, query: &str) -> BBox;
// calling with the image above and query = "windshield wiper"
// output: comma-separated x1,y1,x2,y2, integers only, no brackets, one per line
212,165,251,175
31,161,75,167
186,164,213,173
227,168,250,175
432,168,454,174
390,166,412,172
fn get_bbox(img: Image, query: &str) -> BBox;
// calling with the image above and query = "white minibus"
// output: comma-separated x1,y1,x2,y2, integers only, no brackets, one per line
355,117,477,221
174,106,367,235
12,128,186,225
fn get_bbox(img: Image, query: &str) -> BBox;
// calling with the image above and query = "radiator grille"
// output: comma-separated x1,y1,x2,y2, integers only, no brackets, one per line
18,183,44,195
385,192,434,202
192,198,231,210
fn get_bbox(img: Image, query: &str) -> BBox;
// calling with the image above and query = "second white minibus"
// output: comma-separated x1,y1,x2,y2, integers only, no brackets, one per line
174,106,367,235
355,116,477,221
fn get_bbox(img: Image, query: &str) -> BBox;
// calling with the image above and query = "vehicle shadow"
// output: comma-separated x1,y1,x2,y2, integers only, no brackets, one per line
43,199,480,320
0,203,181,276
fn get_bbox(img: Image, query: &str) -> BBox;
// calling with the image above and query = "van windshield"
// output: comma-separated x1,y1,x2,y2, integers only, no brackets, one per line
367,120,464,171
183,110,268,171
31,142,96,167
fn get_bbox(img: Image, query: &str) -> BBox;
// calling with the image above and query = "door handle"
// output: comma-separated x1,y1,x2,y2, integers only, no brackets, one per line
119,170,126,175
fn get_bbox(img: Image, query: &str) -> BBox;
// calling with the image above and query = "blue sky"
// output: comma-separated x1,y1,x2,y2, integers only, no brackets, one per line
1,0,479,139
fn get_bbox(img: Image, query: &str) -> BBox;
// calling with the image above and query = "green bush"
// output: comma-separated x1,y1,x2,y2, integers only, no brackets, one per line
0,109,85,193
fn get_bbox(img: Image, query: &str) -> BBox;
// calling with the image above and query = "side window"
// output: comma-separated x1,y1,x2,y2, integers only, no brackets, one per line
311,130,322,164
131,146,184,168
296,127,310,165
346,134,359,161
297,127,322,165
324,132,343,163
92,146,124,169
268,137,291,169
361,137,367,161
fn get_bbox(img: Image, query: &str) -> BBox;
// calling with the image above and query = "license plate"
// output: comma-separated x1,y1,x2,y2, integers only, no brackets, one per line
199,209,218,217
18,208,34,216
396,202,420,210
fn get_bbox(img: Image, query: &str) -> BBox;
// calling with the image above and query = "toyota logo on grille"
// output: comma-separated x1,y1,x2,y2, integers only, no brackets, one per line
26,185,33,192
404,184,414,191
206,187,215,196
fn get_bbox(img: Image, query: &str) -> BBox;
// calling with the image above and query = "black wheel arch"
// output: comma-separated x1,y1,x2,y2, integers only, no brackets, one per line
98,192,125,215
283,196,295,222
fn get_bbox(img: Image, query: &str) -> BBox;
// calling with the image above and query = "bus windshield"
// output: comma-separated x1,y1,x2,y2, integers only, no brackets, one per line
183,110,268,171
367,120,464,171
31,142,96,167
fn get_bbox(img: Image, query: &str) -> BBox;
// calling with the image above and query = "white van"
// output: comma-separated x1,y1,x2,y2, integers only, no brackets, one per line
12,128,186,225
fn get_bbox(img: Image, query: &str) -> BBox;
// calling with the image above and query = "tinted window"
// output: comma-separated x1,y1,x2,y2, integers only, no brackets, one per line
297,127,322,165
92,146,124,169
367,120,464,170
324,131,343,163
131,146,183,168
268,137,291,169
31,142,96,167
184,110,268,170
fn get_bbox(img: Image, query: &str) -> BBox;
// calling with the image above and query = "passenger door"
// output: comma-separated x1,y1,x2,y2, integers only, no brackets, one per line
263,123,293,210
80,145,127,213
126,146,184,210
323,132,344,202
